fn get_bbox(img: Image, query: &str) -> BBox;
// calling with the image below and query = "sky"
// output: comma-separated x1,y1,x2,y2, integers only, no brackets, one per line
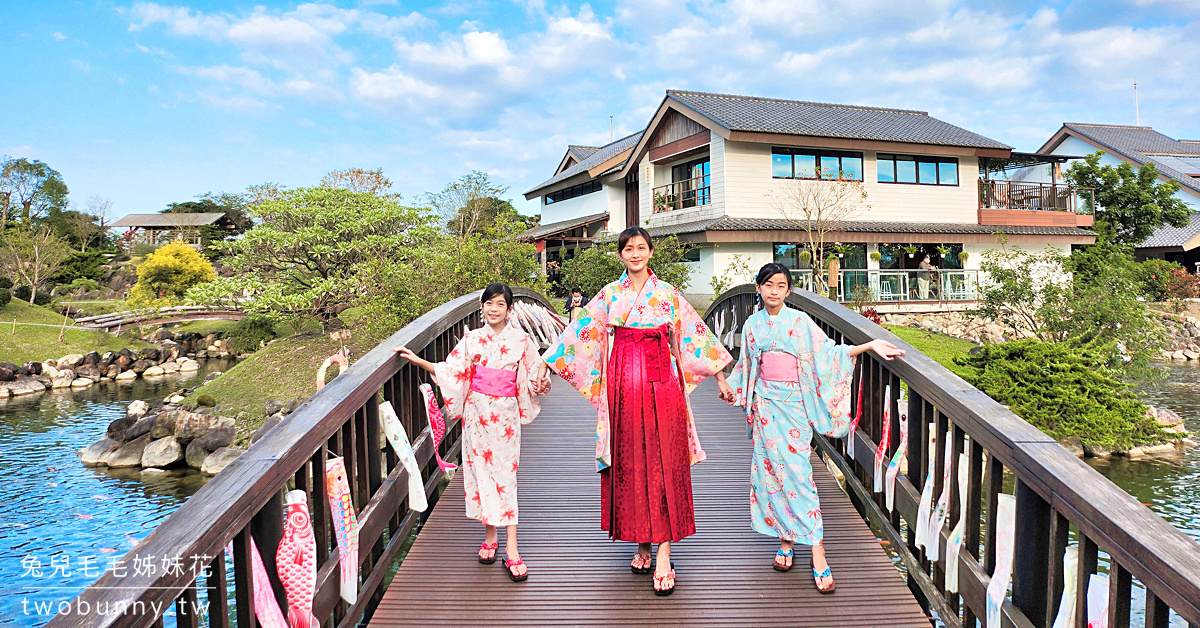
3,0,1199,219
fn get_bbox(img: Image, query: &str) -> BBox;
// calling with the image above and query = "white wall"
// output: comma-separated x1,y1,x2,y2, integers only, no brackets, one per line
720,140,980,224
687,242,774,295
1051,135,1200,211
538,185,609,225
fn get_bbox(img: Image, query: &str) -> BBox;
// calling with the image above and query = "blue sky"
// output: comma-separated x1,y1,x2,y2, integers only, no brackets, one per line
3,0,1199,218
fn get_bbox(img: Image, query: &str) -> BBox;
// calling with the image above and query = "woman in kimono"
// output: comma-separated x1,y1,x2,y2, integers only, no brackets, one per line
544,226,734,596
396,283,551,582
721,263,903,593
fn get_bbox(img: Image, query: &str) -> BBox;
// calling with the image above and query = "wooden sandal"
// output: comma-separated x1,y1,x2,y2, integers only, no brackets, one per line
653,568,676,596
631,552,652,574
478,541,498,564
773,549,794,572
504,556,528,582
811,559,836,594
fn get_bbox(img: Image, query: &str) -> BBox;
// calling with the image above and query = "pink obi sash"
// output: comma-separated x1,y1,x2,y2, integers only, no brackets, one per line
759,352,800,382
470,365,518,398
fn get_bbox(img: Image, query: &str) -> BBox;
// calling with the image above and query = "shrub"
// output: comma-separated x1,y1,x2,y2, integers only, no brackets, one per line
33,290,51,306
955,339,1167,450
49,249,113,284
0,277,12,290
68,277,101,292
13,285,31,302
195,394,217,407
1167,267,1200,300
559,235,695,299
1136,258,1179,301
225,315,277,354
128,242,216,307
0,288,10,308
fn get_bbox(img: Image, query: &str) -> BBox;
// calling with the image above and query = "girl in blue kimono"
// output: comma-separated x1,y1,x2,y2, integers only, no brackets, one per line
722,263,903,593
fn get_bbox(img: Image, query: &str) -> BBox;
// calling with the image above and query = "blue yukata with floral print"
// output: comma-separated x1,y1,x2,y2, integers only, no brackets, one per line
725,306,855,545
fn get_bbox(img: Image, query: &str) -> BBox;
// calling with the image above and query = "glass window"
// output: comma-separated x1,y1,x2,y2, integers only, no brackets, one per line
543,178,602,204
793,154,817,179
683,247,701,262
938,161,958,185
820,156,841,178
896,157,917,183
774,243,798,269
877,155,895,182
841,156,863,181
918,160,938,184
772,152,791,178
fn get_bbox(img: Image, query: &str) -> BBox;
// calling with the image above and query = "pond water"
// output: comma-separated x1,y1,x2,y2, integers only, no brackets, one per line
0,360,231,627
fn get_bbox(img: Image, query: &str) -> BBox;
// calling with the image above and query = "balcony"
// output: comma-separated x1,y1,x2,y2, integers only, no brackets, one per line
977,180,1095,227
793,269,980,303
652,175,711,214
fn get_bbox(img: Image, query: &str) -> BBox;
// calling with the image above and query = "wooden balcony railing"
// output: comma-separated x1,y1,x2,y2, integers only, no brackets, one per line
978,180,1095,214
652,175,711,214
48,287,555,628
704,284,1200,628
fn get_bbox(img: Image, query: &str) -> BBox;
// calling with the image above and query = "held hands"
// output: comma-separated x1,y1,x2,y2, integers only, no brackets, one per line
716,377,737,405
532,364,551,395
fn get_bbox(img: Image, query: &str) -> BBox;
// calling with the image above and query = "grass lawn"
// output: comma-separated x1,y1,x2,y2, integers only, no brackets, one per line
884,324,976,379
187,329,383,442
0,300,151,365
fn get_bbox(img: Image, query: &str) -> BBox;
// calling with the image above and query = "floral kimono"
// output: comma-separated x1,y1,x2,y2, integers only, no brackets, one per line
544,270,731,543
726,307,854,544
433,321,544,526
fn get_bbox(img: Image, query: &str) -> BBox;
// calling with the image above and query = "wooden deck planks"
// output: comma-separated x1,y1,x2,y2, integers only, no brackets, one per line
371,378,930,627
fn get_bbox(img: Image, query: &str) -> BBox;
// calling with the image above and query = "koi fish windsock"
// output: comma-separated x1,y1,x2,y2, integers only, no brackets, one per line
914,425,936,552
419,383,457,474
325,457,359,605
873,384,892,493
884,398,908,511
249,537,288,628
1086,574,1110,628
944,449,970,594
379,400,428,512
847,367,864,459
927,428,955,562
276,489,317,628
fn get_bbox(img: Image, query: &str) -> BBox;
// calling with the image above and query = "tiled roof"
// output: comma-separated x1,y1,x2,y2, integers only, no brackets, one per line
526,132,643,197
568,145,600,160
110,212,228,228
1060,123,1200,195
667,90,1011,150
517,212,609,241
646,217,1095,238
1138,210,1200,249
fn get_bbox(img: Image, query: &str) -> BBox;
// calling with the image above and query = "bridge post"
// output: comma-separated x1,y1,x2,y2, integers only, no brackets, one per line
1012,479,1051,628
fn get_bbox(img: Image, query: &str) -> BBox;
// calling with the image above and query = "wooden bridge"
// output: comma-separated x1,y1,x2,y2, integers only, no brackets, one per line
75,305,246,330
50,287,1200,628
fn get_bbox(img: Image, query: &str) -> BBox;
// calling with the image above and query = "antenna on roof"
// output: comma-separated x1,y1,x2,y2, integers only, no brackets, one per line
610,115,614,142
1134,82,1140,126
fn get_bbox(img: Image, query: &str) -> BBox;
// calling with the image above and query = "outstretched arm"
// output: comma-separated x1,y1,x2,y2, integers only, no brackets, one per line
849,339,905,361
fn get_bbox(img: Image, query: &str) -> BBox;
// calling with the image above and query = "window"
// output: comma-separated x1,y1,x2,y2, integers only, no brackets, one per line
544,179,602,204
772,148,863,181
683,247,701,262
669,158,711,208
774,244,799,269
877,154,959,186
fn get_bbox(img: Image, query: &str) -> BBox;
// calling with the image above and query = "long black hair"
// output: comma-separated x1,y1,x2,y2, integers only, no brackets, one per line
481,283,514,310
617,226,653,252
755,262,793,288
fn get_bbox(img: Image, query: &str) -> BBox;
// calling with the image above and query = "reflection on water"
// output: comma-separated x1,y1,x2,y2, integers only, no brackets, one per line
0,361,231,626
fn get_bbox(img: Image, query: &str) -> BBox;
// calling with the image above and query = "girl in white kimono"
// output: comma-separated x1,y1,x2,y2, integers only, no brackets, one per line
397,283,551,582
722,263,903,593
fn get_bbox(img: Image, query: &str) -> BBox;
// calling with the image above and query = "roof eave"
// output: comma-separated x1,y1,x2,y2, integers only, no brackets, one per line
615,95,731,179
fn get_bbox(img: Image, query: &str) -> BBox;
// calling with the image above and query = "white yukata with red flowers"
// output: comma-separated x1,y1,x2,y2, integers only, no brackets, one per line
433,322,544,526
725,306,854,545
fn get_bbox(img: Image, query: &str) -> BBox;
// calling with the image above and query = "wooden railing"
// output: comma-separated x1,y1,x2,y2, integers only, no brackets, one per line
48,287,554,628
978,180,1095,215
76,305,246,330
704,284,1200,628
651,175,711,213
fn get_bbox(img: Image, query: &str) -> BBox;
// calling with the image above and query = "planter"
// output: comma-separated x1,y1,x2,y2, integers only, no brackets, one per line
907,254,914,258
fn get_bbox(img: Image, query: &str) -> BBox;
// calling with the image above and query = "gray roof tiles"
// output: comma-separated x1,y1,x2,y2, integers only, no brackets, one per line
110,212,228,228
518,211,610,241
667,90,1011,150
526,131,644,197
1061,123,1200,195
647,216,1095,238
1137,211,1200,249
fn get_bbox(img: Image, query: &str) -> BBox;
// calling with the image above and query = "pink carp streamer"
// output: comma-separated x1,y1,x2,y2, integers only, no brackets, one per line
847,366,864,459
873,384,892,493
248,538,288,628
419,383,457,474
276,490,318,628
325,457,359,605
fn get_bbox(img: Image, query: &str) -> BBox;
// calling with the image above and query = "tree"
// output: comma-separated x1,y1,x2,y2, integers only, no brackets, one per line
1065,151,1191,246
187,187,433,331
766,172,870,294
127,242,216,307
559,236,696,298
321,167,400,199
426,171,534,237
62,196,114,252
0,227,72,303
0,157,69,227
162,193,254,253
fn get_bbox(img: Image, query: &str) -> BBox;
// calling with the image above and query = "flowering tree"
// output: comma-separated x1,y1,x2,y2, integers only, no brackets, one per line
766,172,870,295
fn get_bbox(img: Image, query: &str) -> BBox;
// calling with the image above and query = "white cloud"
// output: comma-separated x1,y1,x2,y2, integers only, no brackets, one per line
71,59,91,73
52,32,67,41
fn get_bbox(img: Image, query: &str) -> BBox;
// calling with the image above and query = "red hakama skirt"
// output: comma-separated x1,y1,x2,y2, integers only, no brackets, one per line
601,325,696,543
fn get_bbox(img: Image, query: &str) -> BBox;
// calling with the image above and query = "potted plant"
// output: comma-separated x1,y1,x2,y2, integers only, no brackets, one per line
798,250,812,268
936,245,951,258
903,244,919,259
958,251,969,264
832,242,847,258
869,251,882,263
